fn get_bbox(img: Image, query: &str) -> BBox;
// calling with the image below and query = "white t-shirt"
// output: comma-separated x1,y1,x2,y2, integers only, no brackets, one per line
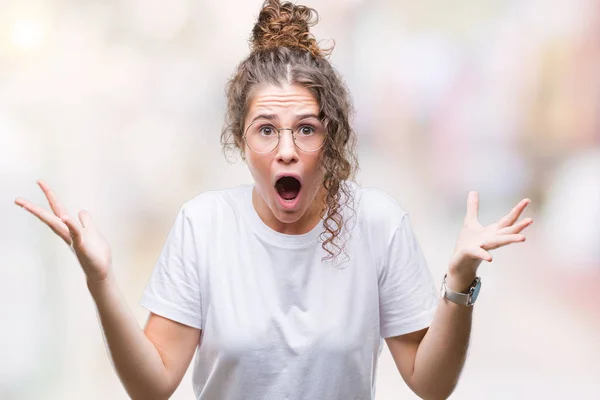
139,181,439,400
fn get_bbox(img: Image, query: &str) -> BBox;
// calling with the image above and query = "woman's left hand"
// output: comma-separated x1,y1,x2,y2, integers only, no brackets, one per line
447,191,534,285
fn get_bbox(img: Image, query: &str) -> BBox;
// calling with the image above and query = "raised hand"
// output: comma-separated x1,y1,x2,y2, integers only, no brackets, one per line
14,179,113,284
448,191,534,280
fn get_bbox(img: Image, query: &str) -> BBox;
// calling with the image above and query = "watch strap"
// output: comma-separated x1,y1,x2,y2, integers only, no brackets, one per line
441,273,479,307
444,285,471,305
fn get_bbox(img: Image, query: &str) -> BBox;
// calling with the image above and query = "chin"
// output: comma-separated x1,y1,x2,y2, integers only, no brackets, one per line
269,194,307,222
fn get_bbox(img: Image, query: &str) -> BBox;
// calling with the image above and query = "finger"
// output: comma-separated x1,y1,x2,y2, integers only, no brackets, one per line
15,197,72,244
481,234,525,250
37,179,69,218
498,217,534,235
497,198,531,229
78,209,94,229
61,215,83,246
464,191,479,225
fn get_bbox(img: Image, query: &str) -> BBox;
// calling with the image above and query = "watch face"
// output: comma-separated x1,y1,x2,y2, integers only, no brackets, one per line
470,278,482,304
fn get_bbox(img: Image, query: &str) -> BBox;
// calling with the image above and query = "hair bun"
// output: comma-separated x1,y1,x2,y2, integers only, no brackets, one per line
250,0,332,57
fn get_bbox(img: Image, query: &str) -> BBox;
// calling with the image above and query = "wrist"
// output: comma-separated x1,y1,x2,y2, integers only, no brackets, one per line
445,268,477,293
86,271,116,296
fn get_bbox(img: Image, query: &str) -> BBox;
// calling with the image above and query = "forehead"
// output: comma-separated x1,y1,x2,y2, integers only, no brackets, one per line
247,83,319,118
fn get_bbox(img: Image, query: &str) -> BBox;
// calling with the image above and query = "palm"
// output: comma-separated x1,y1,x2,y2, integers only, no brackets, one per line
449,191,533,275
14,179,112,283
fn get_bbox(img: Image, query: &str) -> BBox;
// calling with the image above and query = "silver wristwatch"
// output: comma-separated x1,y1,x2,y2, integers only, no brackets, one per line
440,273,482,307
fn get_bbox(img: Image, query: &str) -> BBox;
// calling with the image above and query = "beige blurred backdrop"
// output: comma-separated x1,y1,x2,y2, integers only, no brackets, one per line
2,0,599,399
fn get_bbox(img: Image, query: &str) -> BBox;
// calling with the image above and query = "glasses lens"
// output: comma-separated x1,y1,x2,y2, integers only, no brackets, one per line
293,123,326,152
244,120,327,153
245,122,279,153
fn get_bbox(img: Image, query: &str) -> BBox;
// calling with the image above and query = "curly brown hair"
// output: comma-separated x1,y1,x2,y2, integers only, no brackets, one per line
220,0,359,264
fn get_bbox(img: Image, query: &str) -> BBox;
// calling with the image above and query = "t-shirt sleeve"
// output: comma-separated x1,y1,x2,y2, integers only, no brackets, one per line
379,213,439,338
139,203,203,330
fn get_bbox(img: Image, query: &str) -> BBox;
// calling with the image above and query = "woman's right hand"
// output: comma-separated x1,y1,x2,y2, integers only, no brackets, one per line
15,179,113,284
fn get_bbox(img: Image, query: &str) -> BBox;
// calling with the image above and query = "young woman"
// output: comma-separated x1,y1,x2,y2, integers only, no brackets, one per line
14,1,533,399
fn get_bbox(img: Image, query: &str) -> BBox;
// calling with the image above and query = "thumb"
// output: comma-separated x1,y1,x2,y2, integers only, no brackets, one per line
78,209,94,229
61,214,83,246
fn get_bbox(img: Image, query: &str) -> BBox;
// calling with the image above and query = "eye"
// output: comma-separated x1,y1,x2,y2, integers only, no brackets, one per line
259,125,276,136
298,125,315,136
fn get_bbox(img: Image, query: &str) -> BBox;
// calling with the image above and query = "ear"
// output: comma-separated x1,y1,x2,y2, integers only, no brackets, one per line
235,134,247,162
240,141,247,161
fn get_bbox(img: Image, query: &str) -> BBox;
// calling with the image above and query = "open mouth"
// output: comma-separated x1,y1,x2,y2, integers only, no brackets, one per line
275,176,302,202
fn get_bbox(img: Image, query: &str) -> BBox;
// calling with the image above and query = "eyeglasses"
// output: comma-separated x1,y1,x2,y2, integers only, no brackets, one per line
243,119,327,154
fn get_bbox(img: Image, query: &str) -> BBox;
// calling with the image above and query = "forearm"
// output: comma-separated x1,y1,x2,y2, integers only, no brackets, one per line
87,273,171,400
410,271,476,400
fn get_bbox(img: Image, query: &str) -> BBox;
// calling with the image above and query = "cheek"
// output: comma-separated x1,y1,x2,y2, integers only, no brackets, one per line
246,155,271,183
307,155,325,179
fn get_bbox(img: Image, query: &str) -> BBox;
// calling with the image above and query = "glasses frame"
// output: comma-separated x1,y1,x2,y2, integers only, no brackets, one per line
243,121,327,154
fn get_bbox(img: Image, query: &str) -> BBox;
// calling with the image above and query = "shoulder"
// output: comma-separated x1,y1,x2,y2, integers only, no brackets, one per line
344,182,412,270
180,184,249,223
349,181,408,234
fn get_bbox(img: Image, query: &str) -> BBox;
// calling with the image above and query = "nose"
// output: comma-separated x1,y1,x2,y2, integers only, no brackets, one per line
275,129,298,164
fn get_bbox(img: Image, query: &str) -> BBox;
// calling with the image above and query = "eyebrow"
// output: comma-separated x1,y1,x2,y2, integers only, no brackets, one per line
249,113,320,125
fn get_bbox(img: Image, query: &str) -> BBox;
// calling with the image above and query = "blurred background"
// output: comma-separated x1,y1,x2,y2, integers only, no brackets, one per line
2,0,599,399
